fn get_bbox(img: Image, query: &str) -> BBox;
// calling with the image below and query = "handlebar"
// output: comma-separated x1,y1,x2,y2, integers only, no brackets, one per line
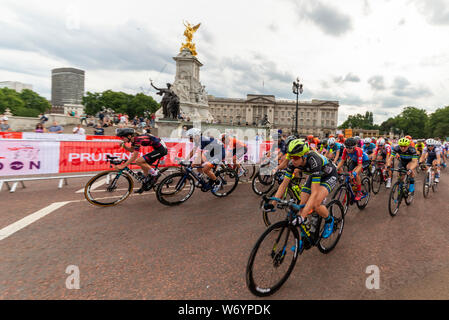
262,195,301,211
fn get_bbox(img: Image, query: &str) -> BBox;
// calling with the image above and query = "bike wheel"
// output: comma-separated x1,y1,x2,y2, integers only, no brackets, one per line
212,167,239,197
84,170,133,207
153,166,180,190
251,170,275,196
404,181,414,206
239,163,256,183
356,177,371,210
246,220,300,297
332,185,349,216
423,172,430,198
318,200,345,254
388,181,401,217
156,172,195,206
262,188,297,227
371,170,382,195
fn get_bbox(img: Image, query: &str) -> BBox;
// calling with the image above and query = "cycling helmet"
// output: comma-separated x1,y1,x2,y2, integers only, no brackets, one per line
364,138,372,144
186,128,201,137
345,138,357,147
377,138,385,146
426,139,434,146
328,137,336,146
322,138,328,145
287,139,309,157
307,135,314,140
398,137,411,147
116,128,135,137
338,133,344,138
285,135,298,149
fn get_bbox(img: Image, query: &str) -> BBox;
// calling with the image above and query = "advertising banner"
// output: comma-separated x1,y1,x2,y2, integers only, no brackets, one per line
0,132,23,139
0,140,60,176
58,141,188,173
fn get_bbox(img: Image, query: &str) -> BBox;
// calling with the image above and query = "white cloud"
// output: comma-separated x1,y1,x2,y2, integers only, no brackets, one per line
0,0,448,126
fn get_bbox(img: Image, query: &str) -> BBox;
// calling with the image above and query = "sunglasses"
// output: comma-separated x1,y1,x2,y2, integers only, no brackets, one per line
346,146,355,150
290,156,302,160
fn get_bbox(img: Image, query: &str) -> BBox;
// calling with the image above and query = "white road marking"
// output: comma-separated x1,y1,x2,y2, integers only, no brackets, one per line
0,201,70,241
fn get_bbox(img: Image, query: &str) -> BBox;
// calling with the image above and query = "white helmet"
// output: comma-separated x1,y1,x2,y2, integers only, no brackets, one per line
426,139,435,146
364,138,371,144
328,137,336,146
377,138,385,146
186,128,201,137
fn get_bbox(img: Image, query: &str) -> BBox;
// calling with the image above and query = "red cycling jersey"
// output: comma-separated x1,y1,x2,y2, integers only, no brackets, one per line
341,147,364,165
374,144,391,158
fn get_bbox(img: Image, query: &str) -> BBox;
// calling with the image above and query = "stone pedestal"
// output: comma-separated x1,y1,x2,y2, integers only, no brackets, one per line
156,48,213,122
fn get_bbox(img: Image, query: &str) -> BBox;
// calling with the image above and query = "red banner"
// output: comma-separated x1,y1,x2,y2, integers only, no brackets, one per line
58,141,187,173
0,132,23,139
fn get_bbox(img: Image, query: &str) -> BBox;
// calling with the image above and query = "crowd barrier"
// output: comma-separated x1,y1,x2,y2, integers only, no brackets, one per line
0,134,273,177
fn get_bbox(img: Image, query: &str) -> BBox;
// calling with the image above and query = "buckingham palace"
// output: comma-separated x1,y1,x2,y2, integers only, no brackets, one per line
207,94,339,137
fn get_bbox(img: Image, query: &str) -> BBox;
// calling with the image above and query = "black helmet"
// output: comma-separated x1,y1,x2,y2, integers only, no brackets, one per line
345,137,357,147
322,138,328,145
116,128,135,137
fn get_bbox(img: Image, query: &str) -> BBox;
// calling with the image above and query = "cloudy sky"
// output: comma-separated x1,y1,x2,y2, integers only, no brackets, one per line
1,0,449,124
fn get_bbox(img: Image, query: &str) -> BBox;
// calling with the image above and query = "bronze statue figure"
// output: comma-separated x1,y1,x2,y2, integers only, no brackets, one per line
150,80,180,120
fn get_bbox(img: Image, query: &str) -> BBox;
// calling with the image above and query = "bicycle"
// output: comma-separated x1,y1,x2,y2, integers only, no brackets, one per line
422,164,438,198
155,158,239,206
84,155,177,207
246,197,345,297
388,168,414,217
222,154,256,183
332,172,371,216
260,175,304,227
371,160,390,194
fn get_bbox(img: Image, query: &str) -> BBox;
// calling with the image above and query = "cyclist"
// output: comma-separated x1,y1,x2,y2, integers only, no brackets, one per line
325,137,343,165
306,135,320,152
336,137,371,201
221,133,248,177
405,135,415,148
265,139,338,239
373,138,393,188
419,139,441,183
336,133,345,145
363,138,377,158
415,139,425,157
184,128,225,192
318,138,328,155
116,128,168,193
386,137,419,193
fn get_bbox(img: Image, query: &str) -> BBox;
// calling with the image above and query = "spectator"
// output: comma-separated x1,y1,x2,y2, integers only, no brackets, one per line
120,114,127,125
150,113,156,127
48,121,64,133
73,124,86,135
181,125,188,138
98,112,105,123
1,118,11,132
80,113,87,125
139,116,146,129
35,123,46,133
93,123,104,135
39,113,49,124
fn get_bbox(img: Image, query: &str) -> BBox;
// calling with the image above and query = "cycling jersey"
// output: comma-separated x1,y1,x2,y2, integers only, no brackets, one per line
226,137,247,150
341,147,370,164
374,144,391,159
132,134,165,152
363,143,377,155
422,146,441,164
194,136,225,162
391,145,419,164
285,151,337,194
307,138,320,150
327,143,343,160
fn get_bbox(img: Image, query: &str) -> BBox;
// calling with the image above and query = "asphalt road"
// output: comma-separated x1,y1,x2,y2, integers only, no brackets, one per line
1,169,449,300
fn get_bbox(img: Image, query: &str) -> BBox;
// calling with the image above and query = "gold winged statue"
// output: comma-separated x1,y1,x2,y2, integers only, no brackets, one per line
180,21,201,56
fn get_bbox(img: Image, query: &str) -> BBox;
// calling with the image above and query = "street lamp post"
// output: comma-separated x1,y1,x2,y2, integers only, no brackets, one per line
292,77,303,135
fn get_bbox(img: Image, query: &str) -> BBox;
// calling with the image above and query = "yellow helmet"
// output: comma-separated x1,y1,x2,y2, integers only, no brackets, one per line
398,137,411,147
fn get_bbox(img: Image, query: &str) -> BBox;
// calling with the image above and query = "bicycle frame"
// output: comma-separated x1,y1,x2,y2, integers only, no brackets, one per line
108,157,161,189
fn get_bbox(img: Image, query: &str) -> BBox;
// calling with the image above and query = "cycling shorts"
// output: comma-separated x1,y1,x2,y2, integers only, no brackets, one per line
301,165,338,195
142,146,167,165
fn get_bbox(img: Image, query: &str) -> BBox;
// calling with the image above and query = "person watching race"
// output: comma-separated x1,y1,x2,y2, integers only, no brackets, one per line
386,137,418,193
264,139,338,240
116,128,168,193
419,139,441,183
184,128,225,192
336,137,371,201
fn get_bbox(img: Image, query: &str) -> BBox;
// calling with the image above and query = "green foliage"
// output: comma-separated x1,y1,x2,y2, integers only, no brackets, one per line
378,107,428,137
339,111,378,130
0,87,50,117
427,106,449,139
82,90,160,118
